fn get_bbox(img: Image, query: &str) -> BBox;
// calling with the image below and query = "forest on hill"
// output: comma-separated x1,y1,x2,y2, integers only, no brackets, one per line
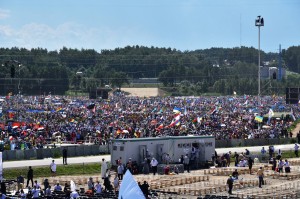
0,45,300,96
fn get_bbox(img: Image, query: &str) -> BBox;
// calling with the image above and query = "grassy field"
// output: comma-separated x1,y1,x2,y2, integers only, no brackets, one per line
3,163,101,180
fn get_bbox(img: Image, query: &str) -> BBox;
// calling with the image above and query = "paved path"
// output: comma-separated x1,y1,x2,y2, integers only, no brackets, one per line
215,143,296,154
3,154,110,169
3,143,297,169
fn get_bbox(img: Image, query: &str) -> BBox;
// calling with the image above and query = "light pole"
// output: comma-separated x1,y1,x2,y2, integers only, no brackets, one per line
255,16,264,102
17,63,23,95
75,71,83,97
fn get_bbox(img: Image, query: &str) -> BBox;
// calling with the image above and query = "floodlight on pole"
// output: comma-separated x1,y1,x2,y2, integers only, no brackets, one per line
255,15,264,102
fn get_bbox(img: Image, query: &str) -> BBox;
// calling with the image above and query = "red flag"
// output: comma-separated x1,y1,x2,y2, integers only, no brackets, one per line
8,112,15,119
155,124,164,131
12,122,21,127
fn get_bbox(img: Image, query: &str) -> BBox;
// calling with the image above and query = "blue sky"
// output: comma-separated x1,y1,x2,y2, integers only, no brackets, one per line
0,0,299,53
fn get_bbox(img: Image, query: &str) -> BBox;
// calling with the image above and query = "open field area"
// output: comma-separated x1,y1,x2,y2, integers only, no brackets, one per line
4,150,300,199
12,158,300,199
121,87,165,97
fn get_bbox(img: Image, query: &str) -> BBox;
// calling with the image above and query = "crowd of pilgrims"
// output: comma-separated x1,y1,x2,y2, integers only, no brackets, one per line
214,145,294,174
0,91,298,150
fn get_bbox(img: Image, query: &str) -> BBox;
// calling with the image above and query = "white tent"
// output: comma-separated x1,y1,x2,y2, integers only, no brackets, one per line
118,170,145,199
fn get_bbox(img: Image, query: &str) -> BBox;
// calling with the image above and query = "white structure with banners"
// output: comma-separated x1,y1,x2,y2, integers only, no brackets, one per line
111,136,215,167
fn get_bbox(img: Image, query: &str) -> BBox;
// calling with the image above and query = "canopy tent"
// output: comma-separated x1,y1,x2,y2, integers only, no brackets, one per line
118,170,145,199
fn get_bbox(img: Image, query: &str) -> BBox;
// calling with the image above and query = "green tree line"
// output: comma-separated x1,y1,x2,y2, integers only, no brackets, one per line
0,45,300,96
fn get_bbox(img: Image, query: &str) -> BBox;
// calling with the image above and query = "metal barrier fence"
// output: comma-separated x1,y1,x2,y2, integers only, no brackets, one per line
1,144,110,161
215,137,293,148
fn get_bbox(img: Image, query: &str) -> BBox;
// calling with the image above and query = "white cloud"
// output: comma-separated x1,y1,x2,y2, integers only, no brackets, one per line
0,9,10,20
0,25,13,36
0,21,150,51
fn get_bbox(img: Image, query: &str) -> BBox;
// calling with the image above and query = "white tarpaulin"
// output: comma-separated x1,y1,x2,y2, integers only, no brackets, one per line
118,170,145,199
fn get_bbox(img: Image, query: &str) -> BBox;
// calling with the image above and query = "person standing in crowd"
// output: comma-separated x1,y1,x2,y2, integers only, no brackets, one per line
179,155,184,164
33,180,41,189
277,149,282,160
183,154,190,173
269,146,274,159
31,185,40,199
50,160,56,177
117,163,124,180
103,175,112,192
17,174,24,191
63,148,68,165
101,158,108,179
117,157,122,165
113,175,119,194
126,158,133,174
70,189,79,198
232,169,239,180
284,159,291,173
294,143,299,157
226,175,233,194
257,167,264,188
245,149,250,156
54,183,62,192
248,157,254,174
297,131,300,144
63,183,71,198
142,158,150,174
19,189,26,199
271,157,277,172
165,154,171,164
278,159,284,173
233,152,239,167
225,151,231,167
150,157,158,175
87,177,94,193
26,166,34,188
141,181,149,198
45,186,52,199
261,147,266,155
43,179,49,191
94,181,102,194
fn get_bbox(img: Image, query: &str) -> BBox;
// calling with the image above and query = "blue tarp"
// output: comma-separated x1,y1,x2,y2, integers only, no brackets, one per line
26,109,45,113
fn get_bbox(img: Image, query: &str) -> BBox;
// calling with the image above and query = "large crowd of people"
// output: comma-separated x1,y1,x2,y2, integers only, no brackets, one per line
0,92,299,151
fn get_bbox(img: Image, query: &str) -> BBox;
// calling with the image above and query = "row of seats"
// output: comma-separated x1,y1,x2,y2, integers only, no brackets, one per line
197,195,241,199
6,190,117,199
